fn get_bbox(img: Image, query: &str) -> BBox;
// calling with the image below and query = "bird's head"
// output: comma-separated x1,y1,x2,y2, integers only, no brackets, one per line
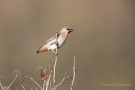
60,27,73,35
63,27,73,34
66,27,73,34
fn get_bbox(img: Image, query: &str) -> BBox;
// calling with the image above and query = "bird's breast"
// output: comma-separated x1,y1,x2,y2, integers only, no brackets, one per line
57,37,67,48
48,44,57,51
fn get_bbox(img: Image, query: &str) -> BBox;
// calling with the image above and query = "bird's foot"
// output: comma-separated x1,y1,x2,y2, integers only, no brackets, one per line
55,52,58,56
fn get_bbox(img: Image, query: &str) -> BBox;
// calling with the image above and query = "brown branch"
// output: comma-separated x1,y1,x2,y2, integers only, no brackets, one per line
21,83,25,90
49,81,51,90
52,77,65,90
53,55,57,90
52,71,67,90
49,60,52,90
7,73,18,90
53,32,58,90
70,54,76,90
30,77,42,90
46,70,52,90
43,79,47,90
35,87,37,90
0,82,3,90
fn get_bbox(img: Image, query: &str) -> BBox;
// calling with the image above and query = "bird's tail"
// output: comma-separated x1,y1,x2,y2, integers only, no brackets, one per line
36,50,40,54
36,46,48,54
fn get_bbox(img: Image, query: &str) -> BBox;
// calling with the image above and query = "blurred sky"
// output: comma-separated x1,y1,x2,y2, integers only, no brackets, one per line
0,0,135,90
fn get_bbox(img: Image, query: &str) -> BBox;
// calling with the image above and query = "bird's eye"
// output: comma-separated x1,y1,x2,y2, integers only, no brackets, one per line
67,28,71,30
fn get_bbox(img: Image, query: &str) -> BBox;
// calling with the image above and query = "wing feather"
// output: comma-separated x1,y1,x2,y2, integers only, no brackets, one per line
37,33,60,50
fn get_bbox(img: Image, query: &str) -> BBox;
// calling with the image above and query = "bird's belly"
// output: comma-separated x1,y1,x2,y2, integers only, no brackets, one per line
48,44,57,51
58,39,66,48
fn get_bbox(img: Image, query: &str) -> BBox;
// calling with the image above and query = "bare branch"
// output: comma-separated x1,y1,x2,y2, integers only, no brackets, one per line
35,87,37,90
30,77,42,90
42,79,47,90
52,71,67,90
49,81,51,90
7,73,18,90
70,54,76,90
49,60,52,90
53,32,58,90
0,82,3,90
46,70,52,90
21,83,25,90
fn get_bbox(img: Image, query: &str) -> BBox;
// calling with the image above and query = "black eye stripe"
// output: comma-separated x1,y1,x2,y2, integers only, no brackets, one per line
67,28,71,30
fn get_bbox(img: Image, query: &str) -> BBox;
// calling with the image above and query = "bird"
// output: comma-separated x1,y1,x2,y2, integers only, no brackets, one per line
36,27,73,55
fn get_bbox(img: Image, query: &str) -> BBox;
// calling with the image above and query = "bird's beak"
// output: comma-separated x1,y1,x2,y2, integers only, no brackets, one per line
68,29,73,33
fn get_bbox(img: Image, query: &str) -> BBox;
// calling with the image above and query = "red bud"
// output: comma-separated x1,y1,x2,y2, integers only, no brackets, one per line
20,80,23,83
41,76,47,81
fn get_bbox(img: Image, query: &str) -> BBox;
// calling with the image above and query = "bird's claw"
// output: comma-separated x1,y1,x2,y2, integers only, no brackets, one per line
55,52,58,56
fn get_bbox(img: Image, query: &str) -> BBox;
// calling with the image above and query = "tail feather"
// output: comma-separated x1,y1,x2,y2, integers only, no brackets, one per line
36,50,40,54
36,46,48,54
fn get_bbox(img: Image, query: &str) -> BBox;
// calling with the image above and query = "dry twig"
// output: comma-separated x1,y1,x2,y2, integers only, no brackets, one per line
31,77,42,90
53,32,58,90
70,54,76,90
52,71,67,90
7,73,18,90
46,70,52,90
21,83,25,90
0,82,3,90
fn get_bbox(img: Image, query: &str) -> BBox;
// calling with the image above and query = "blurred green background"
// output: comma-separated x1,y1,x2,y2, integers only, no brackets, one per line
0,0,135,90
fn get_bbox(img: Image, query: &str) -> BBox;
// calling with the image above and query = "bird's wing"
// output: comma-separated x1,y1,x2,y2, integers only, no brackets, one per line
38,33,60,49
45,37,56,44
46,33,60,44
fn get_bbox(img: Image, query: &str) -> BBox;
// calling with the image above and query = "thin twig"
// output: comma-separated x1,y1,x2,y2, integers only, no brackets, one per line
46,70,52,90
53,53,57,90
21,83,25,90
49,81,51,90
52,77,65,90
49,60,51,71
7,73,18,90
49,60,52,90
43,79,47,90
52,71,66,90
35,87,37,90
31,77,42,90
53,32,58,90
0,82,3,90
70,55,76,90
